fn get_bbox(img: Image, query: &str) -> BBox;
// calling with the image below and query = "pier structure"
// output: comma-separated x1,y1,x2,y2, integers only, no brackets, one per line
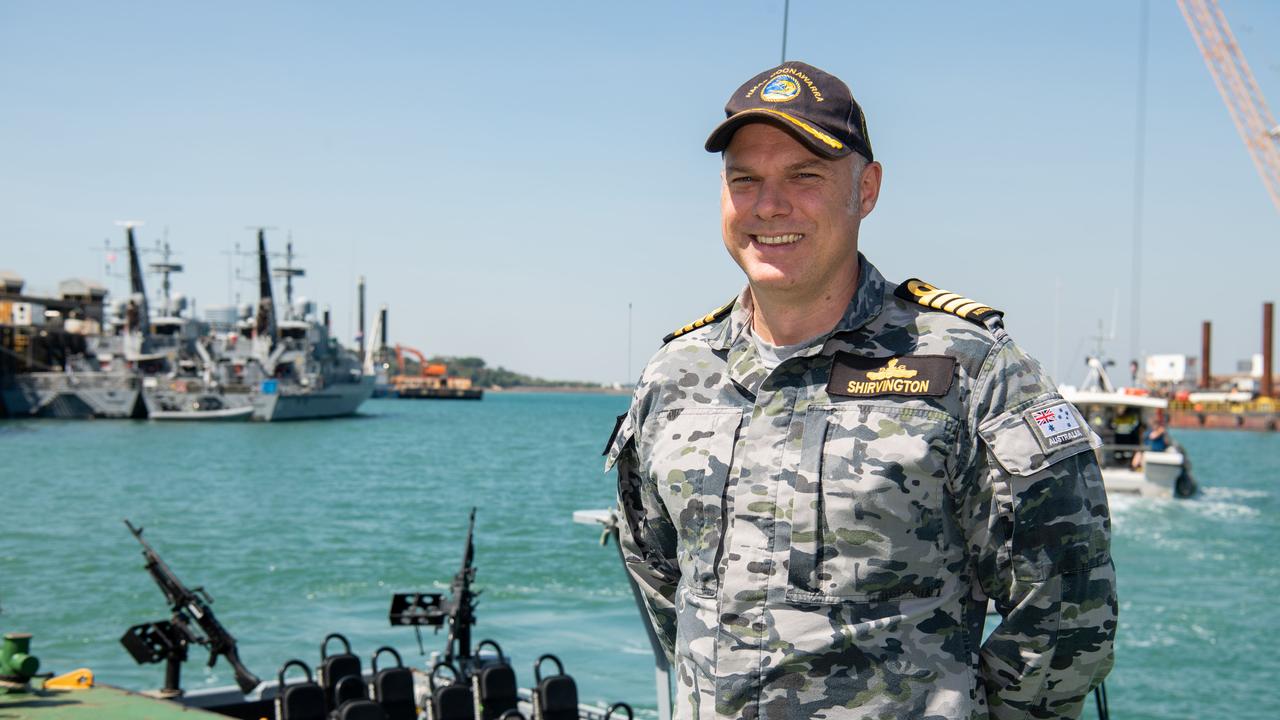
1170,302,1278,430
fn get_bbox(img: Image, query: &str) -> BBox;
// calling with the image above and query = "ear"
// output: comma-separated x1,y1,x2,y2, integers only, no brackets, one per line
857,161,883,218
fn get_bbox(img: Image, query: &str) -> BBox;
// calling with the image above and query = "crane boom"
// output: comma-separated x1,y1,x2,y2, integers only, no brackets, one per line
1177,0,1280,214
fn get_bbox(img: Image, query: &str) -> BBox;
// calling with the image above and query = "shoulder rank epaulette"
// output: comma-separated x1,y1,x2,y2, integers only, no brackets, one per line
662,299,735,344
894,278,1003,327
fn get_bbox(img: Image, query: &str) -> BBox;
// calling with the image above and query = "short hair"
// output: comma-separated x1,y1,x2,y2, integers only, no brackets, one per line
849,154,869,211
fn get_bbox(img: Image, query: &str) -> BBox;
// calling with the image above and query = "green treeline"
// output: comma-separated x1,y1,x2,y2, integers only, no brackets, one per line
423,355,601,389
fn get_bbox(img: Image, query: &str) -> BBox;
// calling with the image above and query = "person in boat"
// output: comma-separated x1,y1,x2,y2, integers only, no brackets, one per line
606,61,1116,719
1131,409,1170,469
1111,407,1142,465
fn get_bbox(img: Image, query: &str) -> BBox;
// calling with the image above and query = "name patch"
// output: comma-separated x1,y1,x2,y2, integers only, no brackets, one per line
1028,402,1083,446
827,353,956,399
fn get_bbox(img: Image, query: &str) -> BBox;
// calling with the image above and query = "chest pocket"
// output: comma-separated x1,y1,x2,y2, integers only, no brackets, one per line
786,403,959,604
642,406,745,596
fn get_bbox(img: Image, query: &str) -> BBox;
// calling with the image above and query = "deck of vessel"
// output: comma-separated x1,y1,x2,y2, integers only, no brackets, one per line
0,679,223,719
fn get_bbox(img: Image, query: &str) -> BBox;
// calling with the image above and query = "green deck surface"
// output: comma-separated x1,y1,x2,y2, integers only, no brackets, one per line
0,680,224,719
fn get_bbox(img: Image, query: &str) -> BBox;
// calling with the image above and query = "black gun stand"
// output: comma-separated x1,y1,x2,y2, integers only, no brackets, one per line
120,619,189,698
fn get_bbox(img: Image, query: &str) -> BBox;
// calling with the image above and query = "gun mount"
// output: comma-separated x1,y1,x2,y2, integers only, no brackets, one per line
120,520,261,696
389,508,481,672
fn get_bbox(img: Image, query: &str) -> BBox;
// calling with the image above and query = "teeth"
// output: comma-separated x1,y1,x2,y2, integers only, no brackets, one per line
754,233,803,245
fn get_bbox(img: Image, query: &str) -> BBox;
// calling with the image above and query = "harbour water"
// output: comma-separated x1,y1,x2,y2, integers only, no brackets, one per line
1,394,1277,719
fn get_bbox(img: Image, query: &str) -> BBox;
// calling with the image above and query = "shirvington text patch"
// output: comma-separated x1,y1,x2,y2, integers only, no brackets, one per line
827,353,956,399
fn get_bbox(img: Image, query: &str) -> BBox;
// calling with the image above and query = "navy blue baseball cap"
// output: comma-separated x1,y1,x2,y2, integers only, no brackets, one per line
705,61,873,161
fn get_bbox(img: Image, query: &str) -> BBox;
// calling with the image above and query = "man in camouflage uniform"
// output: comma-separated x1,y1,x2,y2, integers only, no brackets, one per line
605,61,1116,719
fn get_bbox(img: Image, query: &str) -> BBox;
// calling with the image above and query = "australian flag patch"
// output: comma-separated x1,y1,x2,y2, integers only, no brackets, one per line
1027,401,1084,447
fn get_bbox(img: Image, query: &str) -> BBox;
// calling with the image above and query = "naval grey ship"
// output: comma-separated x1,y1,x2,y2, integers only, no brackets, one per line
214,229,373,421
0,225,155,419
3,225,371,421
135,249,256,421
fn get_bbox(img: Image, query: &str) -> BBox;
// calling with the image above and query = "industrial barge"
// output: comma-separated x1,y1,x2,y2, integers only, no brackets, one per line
1166,306,1278,431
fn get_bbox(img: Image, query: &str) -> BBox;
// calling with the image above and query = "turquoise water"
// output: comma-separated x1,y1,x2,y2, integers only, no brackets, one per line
1103,429,1280,720
1,396,1277,719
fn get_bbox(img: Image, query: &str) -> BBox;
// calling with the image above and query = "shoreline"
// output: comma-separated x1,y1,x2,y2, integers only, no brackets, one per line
489,385,631,396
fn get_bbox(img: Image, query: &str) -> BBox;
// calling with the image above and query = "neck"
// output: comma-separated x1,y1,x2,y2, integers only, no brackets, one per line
749,260,861,346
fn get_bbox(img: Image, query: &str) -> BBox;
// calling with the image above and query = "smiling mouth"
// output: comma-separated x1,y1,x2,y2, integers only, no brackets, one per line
752,233,803,246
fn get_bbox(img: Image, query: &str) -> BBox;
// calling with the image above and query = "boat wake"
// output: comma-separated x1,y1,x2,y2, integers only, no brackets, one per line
1199,485,1271,501
1108,487,1262,524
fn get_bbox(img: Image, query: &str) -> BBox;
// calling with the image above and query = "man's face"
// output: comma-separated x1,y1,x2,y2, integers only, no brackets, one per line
721,123,880,304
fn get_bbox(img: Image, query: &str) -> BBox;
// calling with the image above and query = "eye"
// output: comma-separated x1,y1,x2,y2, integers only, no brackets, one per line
728,175,757,185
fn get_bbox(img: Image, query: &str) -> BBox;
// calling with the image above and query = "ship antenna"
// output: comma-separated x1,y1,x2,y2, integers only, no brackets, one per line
148,232,184,317
780,0,790,63
1129,0,1150,370
271,232,306,320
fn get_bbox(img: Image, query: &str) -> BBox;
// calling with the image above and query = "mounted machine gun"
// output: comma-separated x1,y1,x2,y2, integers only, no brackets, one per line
119,519,261,696
388,508,483,672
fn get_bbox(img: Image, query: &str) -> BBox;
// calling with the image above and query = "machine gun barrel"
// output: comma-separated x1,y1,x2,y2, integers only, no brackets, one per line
124,520,261,694
457,507,476,589
444,508,479,665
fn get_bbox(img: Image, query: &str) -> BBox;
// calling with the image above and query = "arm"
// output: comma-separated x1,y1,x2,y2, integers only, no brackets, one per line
608,414,680,660
959,343,1118,719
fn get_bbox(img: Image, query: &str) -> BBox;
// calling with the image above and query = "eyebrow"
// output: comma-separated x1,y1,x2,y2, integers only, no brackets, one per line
725,159,829,174
785,159,827,172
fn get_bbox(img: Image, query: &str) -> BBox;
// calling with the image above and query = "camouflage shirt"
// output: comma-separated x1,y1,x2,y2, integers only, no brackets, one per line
607,256,1116,719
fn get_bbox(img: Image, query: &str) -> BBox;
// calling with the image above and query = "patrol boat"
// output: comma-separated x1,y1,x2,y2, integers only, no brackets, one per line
128,233,261,422
1061,357,1196,498
136,230,372,422
0,227,151,419
0,514,635,720
218,230,374,421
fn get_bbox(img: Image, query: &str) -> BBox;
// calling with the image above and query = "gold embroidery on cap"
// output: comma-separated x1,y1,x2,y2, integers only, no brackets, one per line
738,109,843,150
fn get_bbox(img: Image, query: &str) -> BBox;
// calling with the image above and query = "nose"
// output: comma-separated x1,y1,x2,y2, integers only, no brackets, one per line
753,178,791,220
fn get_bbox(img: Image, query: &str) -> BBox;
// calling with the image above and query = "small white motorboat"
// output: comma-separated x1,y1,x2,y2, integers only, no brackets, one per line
146,392,254,422
1061,358,1196,499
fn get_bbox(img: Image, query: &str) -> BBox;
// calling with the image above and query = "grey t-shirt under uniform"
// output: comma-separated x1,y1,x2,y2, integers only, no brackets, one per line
749,326,822,373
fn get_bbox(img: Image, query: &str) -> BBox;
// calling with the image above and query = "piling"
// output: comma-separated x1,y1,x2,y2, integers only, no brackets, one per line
379,305,388,349
1200,321,1212,389
357,276,366,359
1264,302,1274,399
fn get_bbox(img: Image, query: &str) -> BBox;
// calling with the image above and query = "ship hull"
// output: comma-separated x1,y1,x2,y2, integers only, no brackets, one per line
142,382,255,422
392,386,484,400
2,373,143,419
251,376,374,421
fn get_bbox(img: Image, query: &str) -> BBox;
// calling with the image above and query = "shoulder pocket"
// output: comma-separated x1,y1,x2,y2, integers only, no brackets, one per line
978,398,1097,476
979,397,1110,580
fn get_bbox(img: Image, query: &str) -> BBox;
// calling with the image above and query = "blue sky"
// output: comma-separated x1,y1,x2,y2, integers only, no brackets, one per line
3,1,1278,384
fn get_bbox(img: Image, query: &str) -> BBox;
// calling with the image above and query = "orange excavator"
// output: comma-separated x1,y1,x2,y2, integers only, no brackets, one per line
394,344,447,378
389,345,482,399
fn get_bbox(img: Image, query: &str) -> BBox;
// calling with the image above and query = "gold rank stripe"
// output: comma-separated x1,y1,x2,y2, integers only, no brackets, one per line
894,278,1001,325
663,299,736,344
953,300,990,317
731,108,845,150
